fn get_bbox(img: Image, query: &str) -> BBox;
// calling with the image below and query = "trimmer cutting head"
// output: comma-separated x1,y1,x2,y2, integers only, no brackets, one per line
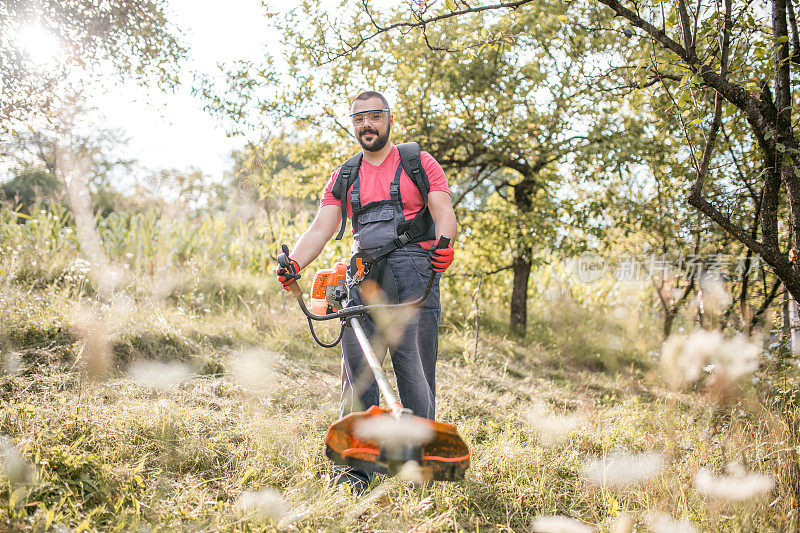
324,405,471,481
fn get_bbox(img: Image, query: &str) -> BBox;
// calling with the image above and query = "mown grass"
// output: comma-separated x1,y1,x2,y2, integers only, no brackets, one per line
0,206,797,531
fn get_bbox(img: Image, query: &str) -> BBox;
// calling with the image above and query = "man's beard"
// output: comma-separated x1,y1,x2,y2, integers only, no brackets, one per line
358,126,390,152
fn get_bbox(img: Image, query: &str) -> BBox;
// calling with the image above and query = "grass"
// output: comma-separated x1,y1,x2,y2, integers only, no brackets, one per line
0,206,797,531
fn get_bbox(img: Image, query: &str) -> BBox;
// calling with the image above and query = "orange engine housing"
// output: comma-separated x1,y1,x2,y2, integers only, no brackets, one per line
310,262,347,315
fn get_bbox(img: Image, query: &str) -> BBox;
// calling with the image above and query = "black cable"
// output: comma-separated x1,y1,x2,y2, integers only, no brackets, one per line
307,317,345,347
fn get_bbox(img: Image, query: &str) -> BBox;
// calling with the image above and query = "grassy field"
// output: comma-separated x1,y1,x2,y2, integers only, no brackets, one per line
0,207,797,532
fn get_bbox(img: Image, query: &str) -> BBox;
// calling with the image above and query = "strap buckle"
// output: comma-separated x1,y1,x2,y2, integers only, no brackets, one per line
394,234,411,248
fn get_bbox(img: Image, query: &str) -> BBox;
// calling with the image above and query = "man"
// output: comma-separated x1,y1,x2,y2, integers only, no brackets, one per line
275,90,456,493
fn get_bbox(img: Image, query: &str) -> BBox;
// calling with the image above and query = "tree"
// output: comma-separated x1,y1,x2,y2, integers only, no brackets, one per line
0,167,62,212
2,93,136,216
202,1,637,334
281,0,800,313
1,0,185,129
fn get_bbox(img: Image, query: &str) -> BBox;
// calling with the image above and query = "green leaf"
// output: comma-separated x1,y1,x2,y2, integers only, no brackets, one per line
8,487,27,510
446,0,456,10
765,130,775,140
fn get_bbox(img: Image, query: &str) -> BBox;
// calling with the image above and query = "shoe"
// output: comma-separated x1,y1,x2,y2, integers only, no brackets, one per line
333,467,371,496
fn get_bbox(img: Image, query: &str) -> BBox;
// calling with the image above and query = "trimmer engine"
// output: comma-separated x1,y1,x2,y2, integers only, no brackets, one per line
310,262,348,315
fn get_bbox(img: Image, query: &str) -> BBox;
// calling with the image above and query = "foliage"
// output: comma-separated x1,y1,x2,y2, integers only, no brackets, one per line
0,168,62,213
0,0,186,129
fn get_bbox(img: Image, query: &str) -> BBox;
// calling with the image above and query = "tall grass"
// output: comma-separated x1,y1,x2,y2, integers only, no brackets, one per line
0,201,797,531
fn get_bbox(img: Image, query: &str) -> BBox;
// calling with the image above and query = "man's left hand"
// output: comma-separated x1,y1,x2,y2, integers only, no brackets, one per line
429,237,454,273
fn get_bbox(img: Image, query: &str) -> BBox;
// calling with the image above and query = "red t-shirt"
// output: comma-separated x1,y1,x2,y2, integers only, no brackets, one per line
320,145,450,247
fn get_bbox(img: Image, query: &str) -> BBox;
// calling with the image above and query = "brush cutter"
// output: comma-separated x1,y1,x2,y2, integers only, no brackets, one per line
277,241,470,481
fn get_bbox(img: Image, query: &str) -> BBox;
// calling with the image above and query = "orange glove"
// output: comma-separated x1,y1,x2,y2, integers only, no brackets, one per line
275,259,300,291
429,237,454,273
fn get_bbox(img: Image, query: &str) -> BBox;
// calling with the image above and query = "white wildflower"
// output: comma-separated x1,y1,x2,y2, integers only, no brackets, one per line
397,460,426,484
0,436,36,485
236,488,287,520
71,305,111,380
227,349,278,392
3,352,21,376
610,514,634,533
693,467,775,502
581,451,666,487
128,360,191,391
354,414,433,447
699,276,732,315
531,515,594,533
660,330,762,389
525,401,582,447
643,511,698,533
710,334,761,381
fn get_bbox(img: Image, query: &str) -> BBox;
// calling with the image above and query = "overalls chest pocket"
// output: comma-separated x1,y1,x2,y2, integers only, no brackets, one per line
353,203,400,250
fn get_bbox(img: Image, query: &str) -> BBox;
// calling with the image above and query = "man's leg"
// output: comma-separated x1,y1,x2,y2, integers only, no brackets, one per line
387,247,441,420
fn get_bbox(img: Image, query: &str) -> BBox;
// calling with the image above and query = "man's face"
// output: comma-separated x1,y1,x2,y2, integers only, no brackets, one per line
351,97,392,152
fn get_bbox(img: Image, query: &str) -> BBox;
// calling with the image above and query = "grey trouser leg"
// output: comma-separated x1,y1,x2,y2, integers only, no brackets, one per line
339,246,440,420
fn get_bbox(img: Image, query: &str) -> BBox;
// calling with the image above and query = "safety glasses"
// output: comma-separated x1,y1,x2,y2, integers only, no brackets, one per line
350,108,390,126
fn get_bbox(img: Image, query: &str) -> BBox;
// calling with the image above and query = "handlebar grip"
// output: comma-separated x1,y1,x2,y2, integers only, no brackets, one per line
434,236,450,250
277,244,291,268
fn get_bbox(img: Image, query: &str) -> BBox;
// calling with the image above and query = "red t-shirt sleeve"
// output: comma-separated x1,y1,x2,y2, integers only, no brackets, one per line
420,151,450,195
320,168,341,207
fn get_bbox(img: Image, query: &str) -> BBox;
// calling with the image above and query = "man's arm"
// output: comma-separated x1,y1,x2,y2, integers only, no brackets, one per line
289,204,342,270
428,190,457,241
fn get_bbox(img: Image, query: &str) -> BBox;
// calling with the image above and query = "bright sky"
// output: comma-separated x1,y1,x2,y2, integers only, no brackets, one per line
88,0,277,184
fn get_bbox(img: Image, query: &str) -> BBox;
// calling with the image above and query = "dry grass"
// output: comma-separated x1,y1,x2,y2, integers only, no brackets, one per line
0,206,797,531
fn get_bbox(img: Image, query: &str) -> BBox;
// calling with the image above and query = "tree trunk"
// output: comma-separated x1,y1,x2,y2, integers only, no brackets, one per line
510,245,531,336
663,309,675,338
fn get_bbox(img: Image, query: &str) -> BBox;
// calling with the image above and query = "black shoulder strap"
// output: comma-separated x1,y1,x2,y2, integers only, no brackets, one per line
396,142,430,203
332,152,362,240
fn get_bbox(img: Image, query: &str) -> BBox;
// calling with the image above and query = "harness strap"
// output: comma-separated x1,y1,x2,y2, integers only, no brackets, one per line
397,142,429,203
333,153,363,240
368,207,433,264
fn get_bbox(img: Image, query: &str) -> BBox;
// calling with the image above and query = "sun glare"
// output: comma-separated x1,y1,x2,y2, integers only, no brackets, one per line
16,23,64,64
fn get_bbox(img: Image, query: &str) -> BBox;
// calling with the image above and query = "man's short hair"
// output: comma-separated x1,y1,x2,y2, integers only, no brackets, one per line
351,90,390,110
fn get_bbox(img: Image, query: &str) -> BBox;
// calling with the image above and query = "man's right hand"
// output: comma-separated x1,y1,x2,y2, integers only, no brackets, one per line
276,259,301,291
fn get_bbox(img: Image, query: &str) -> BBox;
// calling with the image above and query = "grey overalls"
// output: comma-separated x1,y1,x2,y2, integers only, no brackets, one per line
339,162,441,422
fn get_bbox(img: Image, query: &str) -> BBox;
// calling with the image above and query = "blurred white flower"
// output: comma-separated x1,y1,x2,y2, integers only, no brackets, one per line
236,488,287,521
693,467,775,502
643,511,698,533
227,349,278,392
660,330,762,389
397,459,426,484
581,452,666,487
354,414,433,447
0,436,36,485
128,360,191,391
71,305,111,380
610,514,634,533
661,330,720,388
710,334,761,381
234,203,261,222
152,271,181,301
525,401,582,447
531,515,593,533
111,294,135,317
3,352,21,376
699,276,732,315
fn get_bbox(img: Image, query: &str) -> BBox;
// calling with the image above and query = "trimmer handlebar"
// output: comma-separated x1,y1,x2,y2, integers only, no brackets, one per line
277,244,303,299
278,237,449,323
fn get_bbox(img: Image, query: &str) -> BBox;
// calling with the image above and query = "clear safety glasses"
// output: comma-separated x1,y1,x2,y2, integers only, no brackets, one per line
350,108,390,126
